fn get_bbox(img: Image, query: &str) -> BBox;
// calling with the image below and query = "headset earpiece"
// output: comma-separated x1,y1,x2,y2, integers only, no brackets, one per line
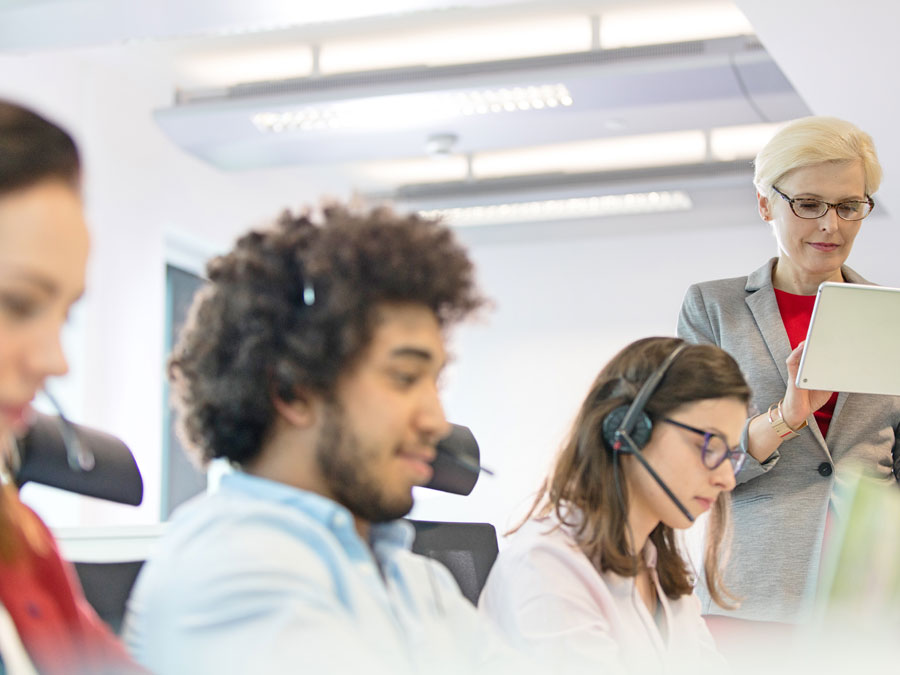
601,405,653,451
601,342,689,455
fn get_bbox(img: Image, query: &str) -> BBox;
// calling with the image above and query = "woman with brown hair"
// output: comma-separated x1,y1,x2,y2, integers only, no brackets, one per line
479,337,750,674
0,99,139,673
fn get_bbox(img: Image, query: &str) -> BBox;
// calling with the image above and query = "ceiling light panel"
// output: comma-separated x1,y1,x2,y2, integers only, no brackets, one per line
251,84,574,134
155,34,809,171
473,130,707,179
600,2,753,49
319,15,591,74
419,191,693,227
457,84,573,115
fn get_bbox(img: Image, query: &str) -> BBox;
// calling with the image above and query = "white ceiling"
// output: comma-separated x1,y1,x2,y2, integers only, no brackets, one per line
0,0,813,220
0,0,526,50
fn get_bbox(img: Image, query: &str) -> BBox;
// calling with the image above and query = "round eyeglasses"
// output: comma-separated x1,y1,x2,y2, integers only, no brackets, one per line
772,186,874,222
662,418,746,474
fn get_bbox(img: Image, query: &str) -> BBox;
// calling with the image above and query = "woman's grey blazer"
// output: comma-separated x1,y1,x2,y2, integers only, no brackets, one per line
677,258,900,623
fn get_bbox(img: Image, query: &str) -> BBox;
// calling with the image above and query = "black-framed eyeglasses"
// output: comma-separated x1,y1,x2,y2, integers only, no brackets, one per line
662,418,746,474
772,186,874,222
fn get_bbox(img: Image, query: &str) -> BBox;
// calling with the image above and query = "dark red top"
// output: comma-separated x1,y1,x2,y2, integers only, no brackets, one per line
774,288,839,439
0,503,140,674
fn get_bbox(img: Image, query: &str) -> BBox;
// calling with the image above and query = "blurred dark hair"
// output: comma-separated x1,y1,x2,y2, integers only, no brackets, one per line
169,204,484,467
0,99,81,562
0,100,80,195
522,337,750,609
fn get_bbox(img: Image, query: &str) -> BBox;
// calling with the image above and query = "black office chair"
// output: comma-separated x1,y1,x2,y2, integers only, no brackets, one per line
16,413,145,634
408,425,498,604
72,560,145,634
409,519,499,605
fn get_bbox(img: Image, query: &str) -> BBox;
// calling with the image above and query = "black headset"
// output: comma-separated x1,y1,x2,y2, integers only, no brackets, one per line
600,341,694,522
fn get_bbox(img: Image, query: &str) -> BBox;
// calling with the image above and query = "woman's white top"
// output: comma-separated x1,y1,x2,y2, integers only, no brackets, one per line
0,603,38,675
479,512,727,675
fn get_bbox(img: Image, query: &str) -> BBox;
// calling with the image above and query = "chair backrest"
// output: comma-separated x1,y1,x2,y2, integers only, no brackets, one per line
408,520,499,605
73,561,145,634
16,413,143,506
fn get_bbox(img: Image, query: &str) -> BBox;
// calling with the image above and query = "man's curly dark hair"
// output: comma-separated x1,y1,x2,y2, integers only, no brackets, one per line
169,204,484,466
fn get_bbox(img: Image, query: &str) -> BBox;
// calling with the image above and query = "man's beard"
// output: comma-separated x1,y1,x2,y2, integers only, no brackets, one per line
315,404,414,524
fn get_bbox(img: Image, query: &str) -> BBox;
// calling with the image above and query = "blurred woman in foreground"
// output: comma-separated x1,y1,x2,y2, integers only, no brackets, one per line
0,99,138,673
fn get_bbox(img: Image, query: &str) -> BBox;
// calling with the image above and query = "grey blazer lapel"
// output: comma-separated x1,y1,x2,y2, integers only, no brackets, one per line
744,259,792,386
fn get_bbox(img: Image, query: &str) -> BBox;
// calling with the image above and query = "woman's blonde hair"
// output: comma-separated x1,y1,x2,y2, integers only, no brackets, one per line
754,116,882,199
517,337,750,609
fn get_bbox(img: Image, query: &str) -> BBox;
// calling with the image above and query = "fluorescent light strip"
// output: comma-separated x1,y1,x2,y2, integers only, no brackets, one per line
600,2,753,49
473,130,707,178
709,122,784,161
352,122,777,189
177,46,314,89
420,191,693,227
252,108,343,133
458,84,573,115
319,15,591,74
354,156,469,185
251,84,573,133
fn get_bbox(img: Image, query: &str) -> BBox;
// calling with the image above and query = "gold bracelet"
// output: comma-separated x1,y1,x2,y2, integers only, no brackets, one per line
779,400,808,432
767,399,808,440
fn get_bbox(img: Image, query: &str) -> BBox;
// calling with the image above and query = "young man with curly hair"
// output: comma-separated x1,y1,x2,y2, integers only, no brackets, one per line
123,205,523,674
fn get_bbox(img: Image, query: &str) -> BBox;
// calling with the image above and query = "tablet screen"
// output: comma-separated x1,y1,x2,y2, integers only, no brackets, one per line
796,282,900,396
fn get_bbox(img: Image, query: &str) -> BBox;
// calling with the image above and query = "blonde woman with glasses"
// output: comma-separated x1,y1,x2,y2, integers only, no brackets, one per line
678,116,900,639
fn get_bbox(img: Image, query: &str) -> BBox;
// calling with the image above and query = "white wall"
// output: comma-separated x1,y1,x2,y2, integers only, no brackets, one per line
412,208,900,536
0,46,354,526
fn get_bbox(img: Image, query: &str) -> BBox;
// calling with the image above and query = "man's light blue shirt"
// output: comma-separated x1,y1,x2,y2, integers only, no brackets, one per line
123,471,524,674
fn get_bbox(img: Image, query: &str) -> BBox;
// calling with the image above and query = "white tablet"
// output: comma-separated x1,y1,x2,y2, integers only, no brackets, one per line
796,282,900,396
